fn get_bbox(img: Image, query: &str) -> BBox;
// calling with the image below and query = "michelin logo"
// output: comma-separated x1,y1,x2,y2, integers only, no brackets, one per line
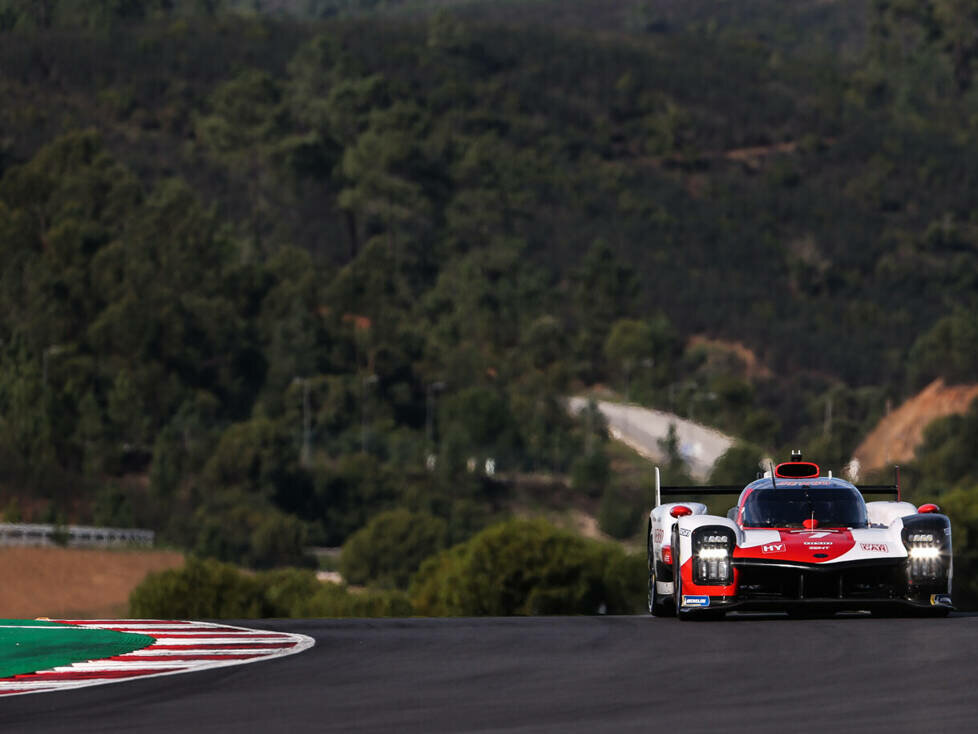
682,595,710,608
930,594,952,606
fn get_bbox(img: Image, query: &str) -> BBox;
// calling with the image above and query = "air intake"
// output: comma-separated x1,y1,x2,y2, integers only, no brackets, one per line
774,462,820,479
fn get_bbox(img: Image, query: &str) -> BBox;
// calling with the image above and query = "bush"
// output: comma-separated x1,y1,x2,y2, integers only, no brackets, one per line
130,557,274,618
409,518,645,616
340,509,447,589
129,556,413,618
293,584,414,618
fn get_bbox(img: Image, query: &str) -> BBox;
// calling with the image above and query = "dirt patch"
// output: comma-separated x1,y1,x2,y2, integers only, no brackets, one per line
0,547,184,619
688,335,773,380
853,379,978,473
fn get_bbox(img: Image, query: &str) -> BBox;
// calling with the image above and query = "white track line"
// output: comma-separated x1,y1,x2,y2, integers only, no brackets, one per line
51,662,192,671
144,638,290,644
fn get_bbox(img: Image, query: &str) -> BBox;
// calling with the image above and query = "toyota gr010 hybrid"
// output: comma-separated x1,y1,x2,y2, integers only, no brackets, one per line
647,457,953,619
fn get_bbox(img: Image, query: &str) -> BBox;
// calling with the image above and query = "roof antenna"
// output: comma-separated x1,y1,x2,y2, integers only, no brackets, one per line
769,460,778,491
895,465,901,503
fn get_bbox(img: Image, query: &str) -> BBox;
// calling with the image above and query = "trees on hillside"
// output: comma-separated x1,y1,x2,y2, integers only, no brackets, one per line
4,3,978,601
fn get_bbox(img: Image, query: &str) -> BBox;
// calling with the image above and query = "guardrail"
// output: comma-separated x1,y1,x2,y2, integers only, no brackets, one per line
0,523,154,548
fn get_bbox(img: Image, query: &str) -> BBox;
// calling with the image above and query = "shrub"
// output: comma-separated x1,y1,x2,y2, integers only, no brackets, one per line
293,584,413,618
340,509,447,589
130,557,269,618
129,557,411,618
409,518,644,616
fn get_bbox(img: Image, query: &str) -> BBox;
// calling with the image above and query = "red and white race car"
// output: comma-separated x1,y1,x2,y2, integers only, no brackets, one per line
647,455,953,619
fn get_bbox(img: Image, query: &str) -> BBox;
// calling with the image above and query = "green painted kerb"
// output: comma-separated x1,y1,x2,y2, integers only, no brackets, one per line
0,620,153,678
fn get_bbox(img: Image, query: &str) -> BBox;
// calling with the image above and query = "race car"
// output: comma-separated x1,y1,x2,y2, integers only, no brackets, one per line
647,454,953,619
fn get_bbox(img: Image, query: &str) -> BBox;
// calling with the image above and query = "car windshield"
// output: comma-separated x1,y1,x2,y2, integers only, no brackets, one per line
740,486,868,529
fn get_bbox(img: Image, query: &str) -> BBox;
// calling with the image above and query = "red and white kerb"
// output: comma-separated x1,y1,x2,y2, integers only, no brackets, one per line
0,620,314,697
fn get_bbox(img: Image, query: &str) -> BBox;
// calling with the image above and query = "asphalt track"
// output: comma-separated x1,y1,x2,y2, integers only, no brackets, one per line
1,614,976,733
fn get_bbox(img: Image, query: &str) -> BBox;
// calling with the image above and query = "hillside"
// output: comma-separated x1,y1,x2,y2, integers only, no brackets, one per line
1,0,978,600
853,380,978,474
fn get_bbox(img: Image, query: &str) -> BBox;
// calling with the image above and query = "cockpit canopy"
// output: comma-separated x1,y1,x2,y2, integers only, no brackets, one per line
740,485,868,529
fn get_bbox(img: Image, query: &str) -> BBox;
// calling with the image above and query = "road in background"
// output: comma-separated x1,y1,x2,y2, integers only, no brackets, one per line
568,397,735,479
1,615,975,733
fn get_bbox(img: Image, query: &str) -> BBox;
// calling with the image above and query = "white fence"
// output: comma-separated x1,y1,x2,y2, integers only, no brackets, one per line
0,523,154,548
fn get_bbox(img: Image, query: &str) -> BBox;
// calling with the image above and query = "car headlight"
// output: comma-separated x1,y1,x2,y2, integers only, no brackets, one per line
902,524,949,582
692,527,735,585
907,546,941,560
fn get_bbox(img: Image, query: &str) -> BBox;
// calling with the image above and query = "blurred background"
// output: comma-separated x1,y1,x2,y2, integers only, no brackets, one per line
1,0,978,616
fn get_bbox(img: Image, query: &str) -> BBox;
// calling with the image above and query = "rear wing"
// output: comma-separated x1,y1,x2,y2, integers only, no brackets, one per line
853,485,900,498
653,467,743,507
652,466,901,508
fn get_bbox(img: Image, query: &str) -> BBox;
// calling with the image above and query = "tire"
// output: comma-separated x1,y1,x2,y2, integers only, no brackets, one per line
648,526,674,617
650,572,675,617
672,526,689,621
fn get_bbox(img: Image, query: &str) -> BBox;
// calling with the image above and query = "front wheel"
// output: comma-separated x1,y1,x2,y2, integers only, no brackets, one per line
672,526,689,621
649,571,675,617
648,529,674,617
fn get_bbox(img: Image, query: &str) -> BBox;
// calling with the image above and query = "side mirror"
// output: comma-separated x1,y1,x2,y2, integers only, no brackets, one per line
670,505,692,518
918,503,940,514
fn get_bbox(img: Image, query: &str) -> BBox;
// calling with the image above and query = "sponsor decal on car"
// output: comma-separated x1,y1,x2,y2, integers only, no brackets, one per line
653,529,663,544
859,543,888,552
930,594,952,606
679,528,691,537
762,543,786,553
682,595,710,608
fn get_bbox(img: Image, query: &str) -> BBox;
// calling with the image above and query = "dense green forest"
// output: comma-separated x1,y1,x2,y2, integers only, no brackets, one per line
3,0,978,611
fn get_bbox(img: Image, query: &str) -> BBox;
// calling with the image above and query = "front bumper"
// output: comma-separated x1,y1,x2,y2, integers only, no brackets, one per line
679,558,952,614
680,595,954,614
